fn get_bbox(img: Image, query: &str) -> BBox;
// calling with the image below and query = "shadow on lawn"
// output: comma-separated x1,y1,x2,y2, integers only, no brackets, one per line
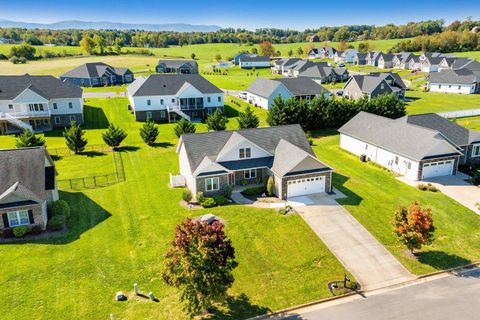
210,293,271,320
2,191,111,245
83,105,110,129
150,142,174,148
224,104,240,118
117,145,140,152
332,172,363,206
417,250,471,271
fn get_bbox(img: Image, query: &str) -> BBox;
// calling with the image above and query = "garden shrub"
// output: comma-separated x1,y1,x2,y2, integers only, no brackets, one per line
13,226,28,238
417,183,427,191
201,197,217,208
182,190,193,203
427,183,438,192
278,208,287,215
242,186,266,196
1,228,14,238
52,200,71,218
223,185,233,198
30,225,43,235
266,176,274,196
212,195,228,206
48,215,66,231
196,192,204,204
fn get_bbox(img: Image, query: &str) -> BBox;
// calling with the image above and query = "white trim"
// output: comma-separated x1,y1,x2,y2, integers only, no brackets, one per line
472,144,480,157
205,177,220,191
7,210,29,227
244,168,257,179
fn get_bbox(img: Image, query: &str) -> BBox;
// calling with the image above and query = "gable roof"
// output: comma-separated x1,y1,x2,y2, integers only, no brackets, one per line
246,77,329,98
127,74,222,97
346,75,393,94
369,72,407,89
61,62,130,79
240,55,270,62
0,75,82,100
355,52,368,60
157,59,198,68
178,125,318,174
0,147,49,203
339,112,462,160
404,113,480,146
429,68,480,85
274,57,302,67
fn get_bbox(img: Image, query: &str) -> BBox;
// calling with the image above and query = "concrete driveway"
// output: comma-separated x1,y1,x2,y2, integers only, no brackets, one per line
398,174,480,215
289,194,415,291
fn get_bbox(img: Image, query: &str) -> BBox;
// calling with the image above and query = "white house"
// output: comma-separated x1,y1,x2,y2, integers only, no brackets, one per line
0,75,83,135
333,49,359,63
239,56,271,69
338,112,472,181
245,77,330,110
428,69,480,94
127,74,224,122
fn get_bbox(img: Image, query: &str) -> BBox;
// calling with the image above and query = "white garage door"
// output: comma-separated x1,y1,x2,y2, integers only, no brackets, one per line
422,160,454,179
287,176,325,198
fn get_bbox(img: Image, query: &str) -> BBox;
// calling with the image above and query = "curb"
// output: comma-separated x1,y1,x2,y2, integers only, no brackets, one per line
247,261,480,320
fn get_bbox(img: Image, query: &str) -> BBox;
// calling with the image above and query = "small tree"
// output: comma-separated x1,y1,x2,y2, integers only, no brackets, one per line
102,124,127,149
393,201,435,254
266,176,274,196
15,129,46,148
237,105,259,129
215,53,222,61
174,118,196,137
287,49,293,57
139,121,159,146
63,121,87,153
297,47,304,56
191,53,196,60
259,41,275,56
206,109,228,131
162,219,238,315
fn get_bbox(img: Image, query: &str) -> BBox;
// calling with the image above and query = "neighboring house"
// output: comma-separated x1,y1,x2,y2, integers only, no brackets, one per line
155,59,199,74
289,60,330,78
421,56,444,72
407,55,422,71
296,64,349,83
177,125,333,200
309,35,320,42
428,69,480,94
334,49,359,63
438,57,480,72
245,77,330,109
377,53,397,69
233,52,251,65
343,73,407,100
127,74,224,123
60,62,134,87
353,52,368,65
0,75,84,135
365,51,382,66
271,58,302,75
393,52,414,69
338,112,478,180
308,47,337,59
239,56,271,69
0,146,58,234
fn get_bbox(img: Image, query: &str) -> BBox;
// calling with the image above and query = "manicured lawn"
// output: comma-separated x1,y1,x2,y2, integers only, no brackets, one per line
54,152,115,180
311,132,480,275
0,97,350,320
405,91,480,114
457,116,480,130
82,85,128,93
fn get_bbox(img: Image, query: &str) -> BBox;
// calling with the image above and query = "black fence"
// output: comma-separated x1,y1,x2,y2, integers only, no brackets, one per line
48,144,111,157
57,151,125,190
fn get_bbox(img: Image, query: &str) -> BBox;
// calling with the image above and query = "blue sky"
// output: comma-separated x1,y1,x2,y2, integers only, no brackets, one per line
0,0,478,30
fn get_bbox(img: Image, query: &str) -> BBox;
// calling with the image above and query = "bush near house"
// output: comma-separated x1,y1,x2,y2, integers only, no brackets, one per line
51,200,71,218
47,215,66,231
12,226,28,238
196,192,204,204
201,197,217,208
241,186,266,196
212,195,228,206
182,190,193,203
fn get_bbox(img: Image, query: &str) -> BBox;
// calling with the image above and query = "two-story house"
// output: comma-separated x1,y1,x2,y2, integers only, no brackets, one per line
0,75,84,135
60,62,134,87
0,146,58,235
127,74,224,123
156,60,199,74
177,125,333,200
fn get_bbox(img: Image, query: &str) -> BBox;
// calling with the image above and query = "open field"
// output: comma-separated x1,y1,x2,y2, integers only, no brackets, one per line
0,97,350,320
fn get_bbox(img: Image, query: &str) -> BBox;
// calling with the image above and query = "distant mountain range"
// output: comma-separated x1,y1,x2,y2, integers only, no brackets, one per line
0,19,222,32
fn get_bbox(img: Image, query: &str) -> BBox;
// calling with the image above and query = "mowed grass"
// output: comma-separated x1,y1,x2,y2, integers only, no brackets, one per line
457,116,480,130
311,132,480,275
54,152,115,180
0,97,349,320
405,91,480,114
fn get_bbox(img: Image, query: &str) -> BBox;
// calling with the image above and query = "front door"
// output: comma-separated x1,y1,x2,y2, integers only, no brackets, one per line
228,173,235,186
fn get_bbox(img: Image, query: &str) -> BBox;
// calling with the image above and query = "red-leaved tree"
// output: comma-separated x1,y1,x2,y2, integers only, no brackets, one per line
393,201,435,254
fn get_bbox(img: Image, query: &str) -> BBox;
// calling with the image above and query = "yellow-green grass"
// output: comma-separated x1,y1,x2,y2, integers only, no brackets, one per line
311,132,480,275
0,97,350,319
54,152,115,180
405,91,480,114
456,116,480,130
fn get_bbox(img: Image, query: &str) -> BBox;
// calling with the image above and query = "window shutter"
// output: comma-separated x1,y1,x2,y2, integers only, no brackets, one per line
2,213,9,228
28,210,34,224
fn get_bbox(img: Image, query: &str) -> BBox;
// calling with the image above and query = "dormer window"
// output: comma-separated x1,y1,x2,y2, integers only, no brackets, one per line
239,147,251,159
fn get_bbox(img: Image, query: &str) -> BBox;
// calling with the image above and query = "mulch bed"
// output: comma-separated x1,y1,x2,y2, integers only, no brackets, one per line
179,200,202,210
0,226,67,243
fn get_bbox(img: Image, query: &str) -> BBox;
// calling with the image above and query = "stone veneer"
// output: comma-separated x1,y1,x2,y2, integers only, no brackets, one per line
196,174,229,196
462,145,480,166
234,168,266,185
280,171,332,200
417,155,459,181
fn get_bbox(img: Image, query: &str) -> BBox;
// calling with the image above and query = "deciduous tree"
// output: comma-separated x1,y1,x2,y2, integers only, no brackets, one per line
259,41,275,56
80,35,95,55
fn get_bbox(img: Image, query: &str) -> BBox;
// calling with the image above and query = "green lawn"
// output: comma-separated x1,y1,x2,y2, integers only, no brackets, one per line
54,152,115,180
0,98,350,320
82,85,128,93
311,132,480,275
456,116,480,130
405,91,480,114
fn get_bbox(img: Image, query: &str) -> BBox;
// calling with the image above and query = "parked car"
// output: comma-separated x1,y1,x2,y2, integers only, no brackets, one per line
239,92,248,100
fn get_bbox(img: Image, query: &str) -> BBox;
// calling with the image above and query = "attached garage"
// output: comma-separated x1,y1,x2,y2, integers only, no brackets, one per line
421,160,454,179
287,176,326,198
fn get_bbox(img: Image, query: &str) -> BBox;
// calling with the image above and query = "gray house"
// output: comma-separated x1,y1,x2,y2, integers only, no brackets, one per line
177,125,333,200
60,62,134,87
296,64,349,83
0,147,58,235
365,51,383,66
343,73,407,100
353,52,368,65
156,60,199,74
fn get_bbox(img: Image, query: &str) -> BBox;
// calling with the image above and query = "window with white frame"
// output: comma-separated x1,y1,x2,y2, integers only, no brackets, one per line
472,144,480,157
160,99,164,105
394,156,399,165
171,99,175,103
53,103,58,109
8,104,13,110
217,96,221,102
69,115,76,122
205,177,220,191
160,111,166,118
239,147,251,159
146,112,152,120
244,169,256,179
207,97,211,103
43,119,49,125
54,116,61,124
68,102,73,109
147,100,151,106
7,210,30,227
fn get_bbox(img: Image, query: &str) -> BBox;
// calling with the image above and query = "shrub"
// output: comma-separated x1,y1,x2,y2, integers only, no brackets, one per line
196,192,204,204
102,124,127,149
242,186,266,196
278,208,287,215
139,121,159,146
30,225,43,235
417,183,427,191
182,190,193,203
9,56,27,64
63,121,88,153
1,228,14,238
240,179,248,186
223,185,233,198
212,195,228,206
48,215,66,231
15,129,46,148
266,176,274,196
174,118,196,137
52,200,71,219
201,197,217,208
427,183,438,192
13,226,28,238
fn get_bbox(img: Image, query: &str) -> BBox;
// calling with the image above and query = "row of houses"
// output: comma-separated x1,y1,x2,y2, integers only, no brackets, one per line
272,58,349,83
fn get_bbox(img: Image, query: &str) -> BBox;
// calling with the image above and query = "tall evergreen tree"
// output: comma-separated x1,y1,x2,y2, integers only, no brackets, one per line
174,118,196,137
139,121,159,146
206,109,228,131
237,105,259,129
266,96,288,127
15,129,46,148
63,121,87,153
102,124,127,149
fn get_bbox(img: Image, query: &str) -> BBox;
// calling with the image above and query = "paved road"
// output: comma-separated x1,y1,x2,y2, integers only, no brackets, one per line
290,194,414,291
275,267,480,320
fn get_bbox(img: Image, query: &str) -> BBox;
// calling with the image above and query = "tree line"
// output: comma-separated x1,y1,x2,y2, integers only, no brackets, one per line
391,29,479,53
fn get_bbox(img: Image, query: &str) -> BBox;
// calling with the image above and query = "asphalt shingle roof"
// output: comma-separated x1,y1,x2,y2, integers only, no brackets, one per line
246,77,329,98
128,74,222,96
0,75,82,100
429,68,480,85
240,56,270,62
61,62,130,79
157,59,198,68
